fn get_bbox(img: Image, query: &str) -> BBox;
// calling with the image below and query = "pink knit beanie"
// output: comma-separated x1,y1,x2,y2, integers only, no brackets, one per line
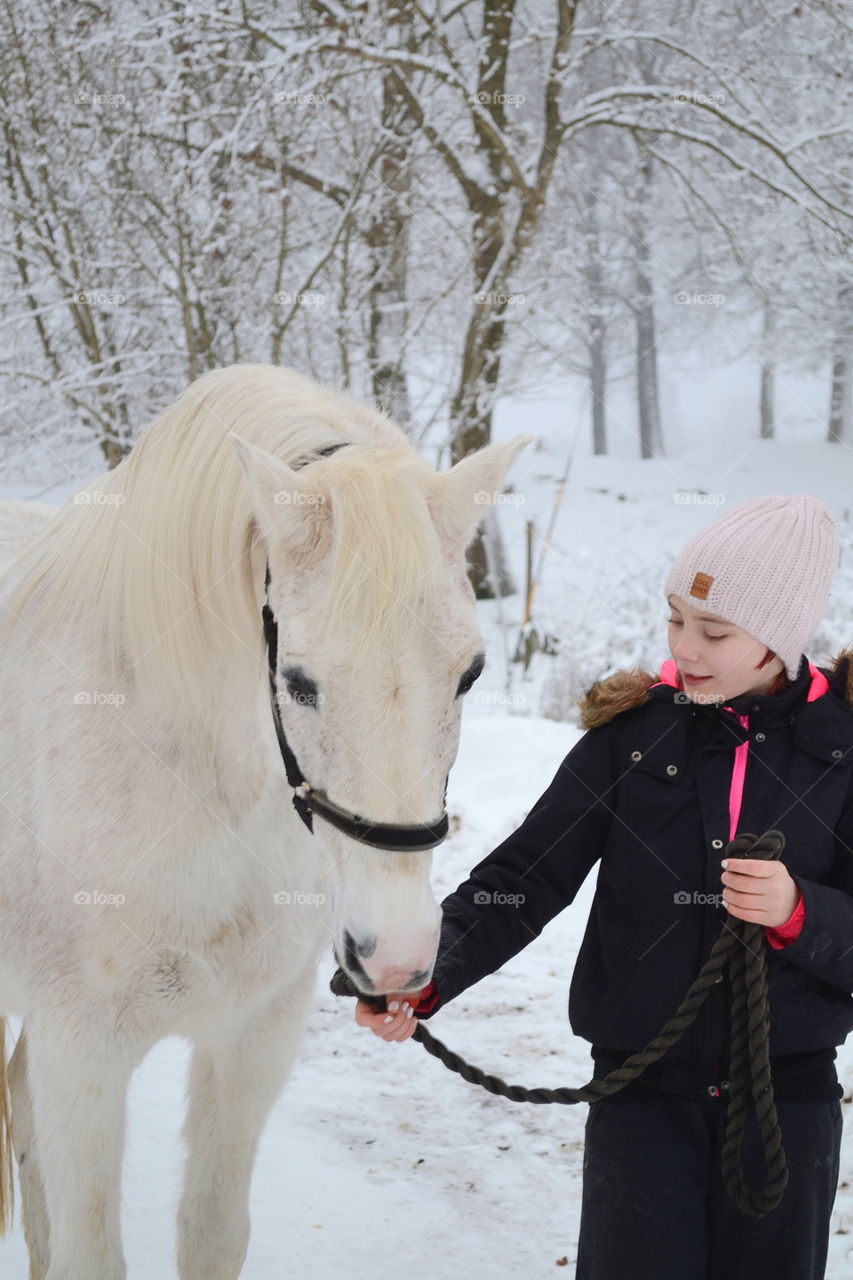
664,495,839,680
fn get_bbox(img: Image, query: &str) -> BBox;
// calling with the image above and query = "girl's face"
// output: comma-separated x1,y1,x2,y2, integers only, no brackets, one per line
666,594,785,703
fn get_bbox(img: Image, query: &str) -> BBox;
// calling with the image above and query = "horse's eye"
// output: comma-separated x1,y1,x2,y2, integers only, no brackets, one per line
280,665,321,710
456,654,485,698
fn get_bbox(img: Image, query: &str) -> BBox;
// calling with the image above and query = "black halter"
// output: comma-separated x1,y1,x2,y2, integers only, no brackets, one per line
261,443,450,852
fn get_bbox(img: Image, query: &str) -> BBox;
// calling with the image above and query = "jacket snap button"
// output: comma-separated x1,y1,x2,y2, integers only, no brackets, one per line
630,750,642,761
754,732,765,743
707,1085,719,1097
666,764,678,775
720,1079,731,1091
832,749,843,759
711,839,724,849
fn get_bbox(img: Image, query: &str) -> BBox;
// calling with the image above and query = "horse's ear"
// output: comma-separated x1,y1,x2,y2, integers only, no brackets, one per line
228,433,329,557
428,434,535,549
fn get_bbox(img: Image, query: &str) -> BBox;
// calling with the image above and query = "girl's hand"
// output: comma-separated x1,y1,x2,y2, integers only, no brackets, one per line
720,858,801,927
354,990,424,1042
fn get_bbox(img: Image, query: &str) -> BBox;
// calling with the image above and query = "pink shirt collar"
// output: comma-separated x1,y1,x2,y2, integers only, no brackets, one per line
652,657,829,702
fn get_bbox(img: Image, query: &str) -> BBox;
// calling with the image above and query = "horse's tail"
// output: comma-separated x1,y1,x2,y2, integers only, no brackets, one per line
0,1018,13,1235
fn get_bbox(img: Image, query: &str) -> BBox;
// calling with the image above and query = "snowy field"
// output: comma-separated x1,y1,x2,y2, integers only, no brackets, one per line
0,375,852,1276
2,717,849,1278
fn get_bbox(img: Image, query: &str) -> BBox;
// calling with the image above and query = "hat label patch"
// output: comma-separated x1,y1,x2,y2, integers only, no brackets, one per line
689,571,714,600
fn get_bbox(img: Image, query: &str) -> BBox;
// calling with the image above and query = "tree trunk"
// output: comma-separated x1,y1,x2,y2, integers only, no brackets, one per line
827,281,853,444
449,193,516,597
631,154,663,459
760,304,775,440
446,0,522,598
366,10,413,423
581,184,607,454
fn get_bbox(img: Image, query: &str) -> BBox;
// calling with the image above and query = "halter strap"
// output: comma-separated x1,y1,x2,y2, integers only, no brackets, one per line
261,443,449,852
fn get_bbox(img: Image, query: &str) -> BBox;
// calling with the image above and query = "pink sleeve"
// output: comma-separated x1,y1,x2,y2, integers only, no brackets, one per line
763,891,805,950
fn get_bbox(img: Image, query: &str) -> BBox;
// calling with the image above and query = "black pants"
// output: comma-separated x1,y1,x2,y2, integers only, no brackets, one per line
575,1094,843,1280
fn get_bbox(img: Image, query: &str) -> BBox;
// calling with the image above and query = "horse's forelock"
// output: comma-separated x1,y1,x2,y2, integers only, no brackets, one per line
310,445,448,659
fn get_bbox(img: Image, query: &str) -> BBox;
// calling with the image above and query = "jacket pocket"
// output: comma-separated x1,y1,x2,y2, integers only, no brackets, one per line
621,719,691,785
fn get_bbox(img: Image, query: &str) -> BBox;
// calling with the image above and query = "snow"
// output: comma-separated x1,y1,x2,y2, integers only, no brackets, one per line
0,410,851,1276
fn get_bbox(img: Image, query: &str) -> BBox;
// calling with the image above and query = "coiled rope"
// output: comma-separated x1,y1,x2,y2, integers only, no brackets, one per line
331,829,790,1217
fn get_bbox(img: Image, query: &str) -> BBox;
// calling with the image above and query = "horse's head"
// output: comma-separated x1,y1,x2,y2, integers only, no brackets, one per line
230,431,532,995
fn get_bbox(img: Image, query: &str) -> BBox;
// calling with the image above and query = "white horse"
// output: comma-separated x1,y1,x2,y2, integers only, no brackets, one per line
0,363,531,1280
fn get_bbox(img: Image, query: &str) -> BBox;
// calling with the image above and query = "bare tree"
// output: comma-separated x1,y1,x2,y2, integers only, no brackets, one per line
828,279,853,444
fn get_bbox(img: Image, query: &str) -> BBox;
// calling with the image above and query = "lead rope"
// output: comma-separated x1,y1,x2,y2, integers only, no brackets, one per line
332,829,789,1218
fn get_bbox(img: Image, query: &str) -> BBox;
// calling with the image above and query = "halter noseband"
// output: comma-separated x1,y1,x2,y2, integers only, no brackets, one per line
261,443,449,853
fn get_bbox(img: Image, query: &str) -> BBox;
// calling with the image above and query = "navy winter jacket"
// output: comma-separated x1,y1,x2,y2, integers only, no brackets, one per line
415,651,853,1101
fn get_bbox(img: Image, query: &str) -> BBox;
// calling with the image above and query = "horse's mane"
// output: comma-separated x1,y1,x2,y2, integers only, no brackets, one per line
0,364,444,725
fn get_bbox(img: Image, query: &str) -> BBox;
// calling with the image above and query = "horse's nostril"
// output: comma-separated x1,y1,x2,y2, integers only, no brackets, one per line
343,929,377,961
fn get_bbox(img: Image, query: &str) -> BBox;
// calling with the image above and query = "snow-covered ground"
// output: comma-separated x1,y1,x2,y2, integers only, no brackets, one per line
2,714,849,1278
0,383,851,1277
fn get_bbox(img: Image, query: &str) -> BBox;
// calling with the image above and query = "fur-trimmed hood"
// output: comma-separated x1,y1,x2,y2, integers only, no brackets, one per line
577,650,853,731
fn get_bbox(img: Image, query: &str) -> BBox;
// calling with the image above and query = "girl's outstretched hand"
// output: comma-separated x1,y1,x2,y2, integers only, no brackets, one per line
355,991,424,1042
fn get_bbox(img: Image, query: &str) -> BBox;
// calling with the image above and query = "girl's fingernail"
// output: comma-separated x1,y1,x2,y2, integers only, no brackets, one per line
402,1002,410,1010
388,1002,399,1011
383,1015,393,1024
721,859,728,868
406,1007,414,1018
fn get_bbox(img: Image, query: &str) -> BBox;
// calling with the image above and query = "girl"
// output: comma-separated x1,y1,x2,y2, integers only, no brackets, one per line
354,494,853,1280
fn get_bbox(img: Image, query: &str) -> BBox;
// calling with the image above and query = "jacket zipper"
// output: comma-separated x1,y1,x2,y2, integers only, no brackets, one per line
727,712,750,841
705,707,749,1096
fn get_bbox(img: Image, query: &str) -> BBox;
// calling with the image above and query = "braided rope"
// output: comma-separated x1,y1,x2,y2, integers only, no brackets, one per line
331,830,790,1217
